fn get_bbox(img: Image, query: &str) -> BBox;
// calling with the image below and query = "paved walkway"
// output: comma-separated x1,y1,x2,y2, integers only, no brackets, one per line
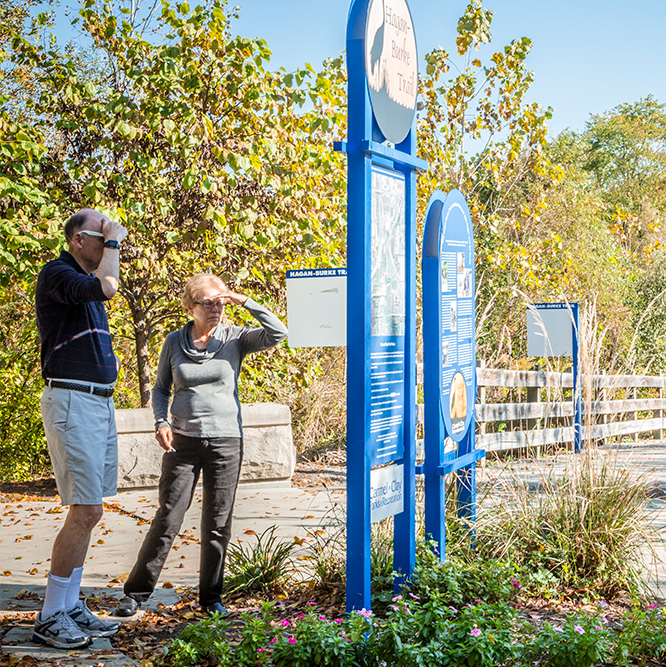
3,443,666,664
0,477,344,666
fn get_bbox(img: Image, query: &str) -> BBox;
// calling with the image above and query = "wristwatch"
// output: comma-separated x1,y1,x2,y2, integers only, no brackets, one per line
103,240,120,249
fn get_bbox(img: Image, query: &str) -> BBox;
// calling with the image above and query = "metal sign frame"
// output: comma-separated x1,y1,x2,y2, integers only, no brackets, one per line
527,302,582,452
336,0,427,613
421,190,485,559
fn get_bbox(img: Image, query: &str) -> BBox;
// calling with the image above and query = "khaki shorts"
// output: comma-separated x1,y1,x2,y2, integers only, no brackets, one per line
41,385,118,506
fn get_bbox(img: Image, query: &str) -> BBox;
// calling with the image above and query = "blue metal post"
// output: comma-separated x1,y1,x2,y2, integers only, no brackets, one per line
393,126,417,587
345,0,374,613
456,428,476,524
422,198,446,558
572,303,582,453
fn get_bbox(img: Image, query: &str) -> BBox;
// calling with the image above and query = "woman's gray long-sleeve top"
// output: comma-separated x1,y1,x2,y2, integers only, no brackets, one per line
152,298,288,438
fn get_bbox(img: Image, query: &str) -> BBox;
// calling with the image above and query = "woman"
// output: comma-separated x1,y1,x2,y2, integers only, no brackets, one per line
115,273,288,616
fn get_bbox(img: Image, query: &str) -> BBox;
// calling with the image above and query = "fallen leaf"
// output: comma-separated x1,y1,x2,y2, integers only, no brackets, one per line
244,530,256,535
97,539,105,545
27,568,38,575
2,571,11,576
302,515,315,519
162,581,174,589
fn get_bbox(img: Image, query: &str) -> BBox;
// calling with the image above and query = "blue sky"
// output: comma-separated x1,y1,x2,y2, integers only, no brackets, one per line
230,0,666,138
52,0,666,138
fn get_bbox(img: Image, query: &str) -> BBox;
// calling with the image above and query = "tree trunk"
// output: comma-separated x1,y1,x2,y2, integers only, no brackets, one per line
131,305,152,408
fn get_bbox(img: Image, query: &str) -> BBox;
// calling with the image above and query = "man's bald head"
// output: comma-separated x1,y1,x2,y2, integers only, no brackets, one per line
64,209,104,243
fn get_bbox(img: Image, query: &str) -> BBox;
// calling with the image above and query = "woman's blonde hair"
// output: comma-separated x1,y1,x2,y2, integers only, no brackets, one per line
182,273,227,310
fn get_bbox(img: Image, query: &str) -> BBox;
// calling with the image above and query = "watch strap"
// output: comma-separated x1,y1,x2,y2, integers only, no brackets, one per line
103,239,120,249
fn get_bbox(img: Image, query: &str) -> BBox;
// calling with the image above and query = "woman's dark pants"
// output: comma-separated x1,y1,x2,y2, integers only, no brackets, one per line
123,434,243,608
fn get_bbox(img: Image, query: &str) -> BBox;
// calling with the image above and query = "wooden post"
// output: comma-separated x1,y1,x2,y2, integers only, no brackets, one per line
632,385,638,443
527,365,541,457
656,372,664,441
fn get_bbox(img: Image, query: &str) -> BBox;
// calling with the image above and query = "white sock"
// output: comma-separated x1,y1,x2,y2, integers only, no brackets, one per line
41,573,71,619
65,567,84,611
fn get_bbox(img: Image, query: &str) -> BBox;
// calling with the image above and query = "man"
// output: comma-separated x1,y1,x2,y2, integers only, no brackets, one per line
33,209,127,649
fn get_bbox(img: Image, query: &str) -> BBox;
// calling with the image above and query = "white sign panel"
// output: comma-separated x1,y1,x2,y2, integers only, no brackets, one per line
286,269,347,348
370,463,404,523
527,304,574,357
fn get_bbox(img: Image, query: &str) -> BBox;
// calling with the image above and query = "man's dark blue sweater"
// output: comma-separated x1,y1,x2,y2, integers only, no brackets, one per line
36,251,118,384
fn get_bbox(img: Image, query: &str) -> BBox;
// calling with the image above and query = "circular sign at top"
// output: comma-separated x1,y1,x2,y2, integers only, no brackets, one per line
364,0,418,145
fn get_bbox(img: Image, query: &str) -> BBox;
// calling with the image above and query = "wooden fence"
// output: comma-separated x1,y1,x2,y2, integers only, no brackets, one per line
416,366,666,454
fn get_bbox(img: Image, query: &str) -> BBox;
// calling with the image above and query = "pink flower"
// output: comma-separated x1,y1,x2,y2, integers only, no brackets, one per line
295,614,304,620
448,606,458,614
574,626,585,635
306,601,317,606
553,627,563,633
257,648,264,653
357,608,373,618
333,619,343,624
649,604,659,609
270,638,277,645
475,599,482,603
599,601,608,608
511,578,522,590
389,605,398,611
318,615,327,621
288,637,297,644
281,619,290,627
409,593,420,600
392,595,402,602
470,628,482,637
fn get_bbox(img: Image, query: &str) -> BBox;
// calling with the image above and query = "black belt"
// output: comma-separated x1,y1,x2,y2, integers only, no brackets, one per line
47,380,114,398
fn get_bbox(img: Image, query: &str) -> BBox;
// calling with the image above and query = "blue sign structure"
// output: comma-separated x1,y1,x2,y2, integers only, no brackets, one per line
336,0,427,613
422,190,485,559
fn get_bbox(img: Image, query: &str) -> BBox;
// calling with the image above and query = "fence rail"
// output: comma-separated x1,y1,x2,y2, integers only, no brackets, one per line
416,365,666,454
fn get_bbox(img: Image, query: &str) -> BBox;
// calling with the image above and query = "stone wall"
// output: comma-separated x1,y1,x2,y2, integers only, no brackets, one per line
116,404,295,489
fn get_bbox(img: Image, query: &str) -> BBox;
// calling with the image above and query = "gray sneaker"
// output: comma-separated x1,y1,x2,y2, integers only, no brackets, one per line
68,599,121,638
33,609,93,649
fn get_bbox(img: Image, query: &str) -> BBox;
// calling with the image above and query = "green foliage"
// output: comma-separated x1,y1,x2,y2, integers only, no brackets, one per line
0,284,48,481
162,613,232,666
528,611,614,667
613,606,666,666
224,526,296,595
161,575,666,667
409,547,522,606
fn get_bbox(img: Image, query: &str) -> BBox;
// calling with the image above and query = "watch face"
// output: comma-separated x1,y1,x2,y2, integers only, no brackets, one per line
104,240,120,248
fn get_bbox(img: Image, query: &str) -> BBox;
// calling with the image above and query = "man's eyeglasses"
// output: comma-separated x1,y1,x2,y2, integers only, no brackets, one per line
79,230,105,239
194,299,226,311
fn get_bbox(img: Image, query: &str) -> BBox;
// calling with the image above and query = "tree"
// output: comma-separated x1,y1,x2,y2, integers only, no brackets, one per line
582,95,666,258
4,0,348,405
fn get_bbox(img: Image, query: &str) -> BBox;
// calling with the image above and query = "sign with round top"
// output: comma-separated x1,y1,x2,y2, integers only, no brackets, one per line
364,0,418,145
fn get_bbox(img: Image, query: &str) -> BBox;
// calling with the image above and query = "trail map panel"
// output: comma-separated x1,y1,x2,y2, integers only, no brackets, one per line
370,164,406,466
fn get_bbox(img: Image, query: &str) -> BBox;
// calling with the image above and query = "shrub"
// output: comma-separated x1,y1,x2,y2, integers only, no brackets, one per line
473,450,654,597
224,526,296,595
409,544,522,606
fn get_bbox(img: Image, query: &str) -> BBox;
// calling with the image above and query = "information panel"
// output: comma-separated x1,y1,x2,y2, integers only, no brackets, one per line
437,195,475,442
370,165,406,466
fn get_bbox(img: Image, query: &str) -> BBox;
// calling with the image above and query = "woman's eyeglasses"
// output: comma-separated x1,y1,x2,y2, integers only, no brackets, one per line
194,299,225,311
